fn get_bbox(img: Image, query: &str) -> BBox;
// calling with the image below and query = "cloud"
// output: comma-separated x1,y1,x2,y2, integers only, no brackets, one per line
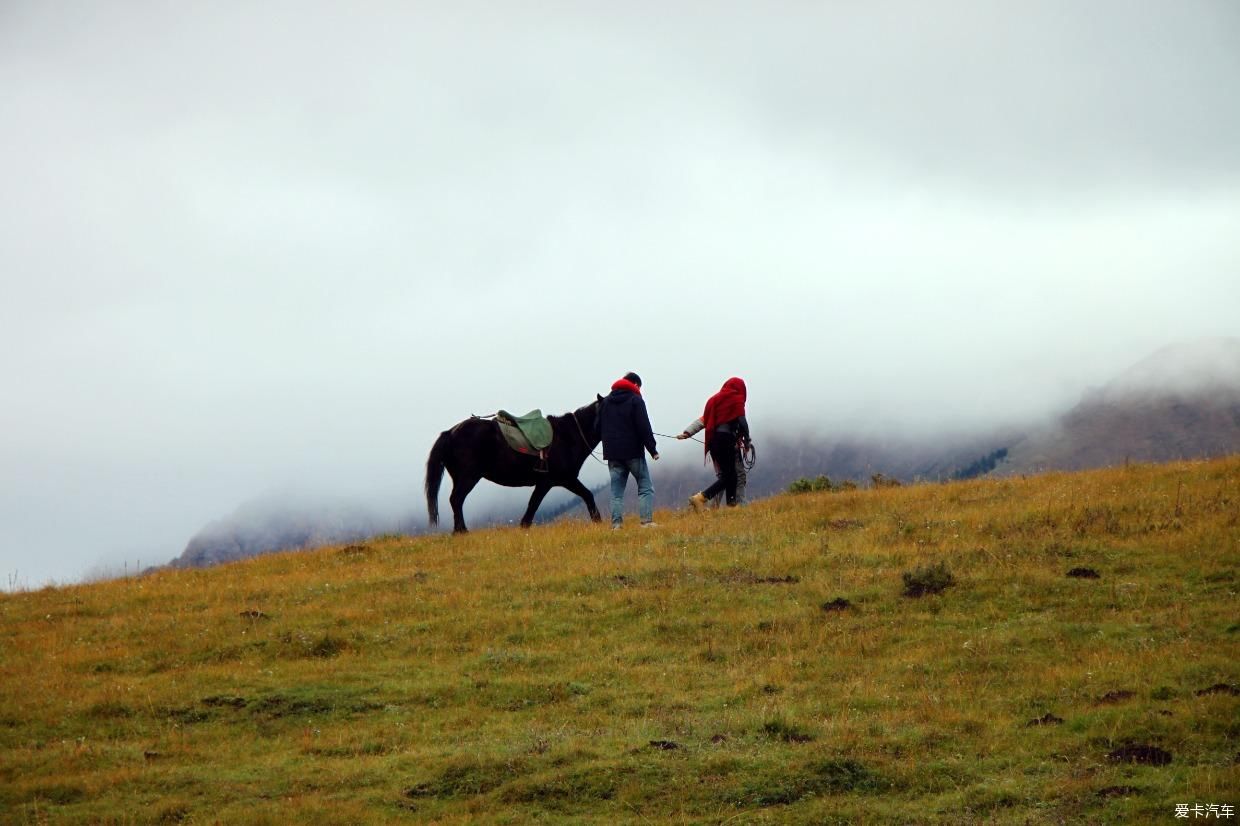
1,1,1238,585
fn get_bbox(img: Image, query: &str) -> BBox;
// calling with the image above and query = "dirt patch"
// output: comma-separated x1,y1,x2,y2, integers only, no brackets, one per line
157,804,191,824
762,719,814,743
29,784,87,805
254,696,335,717
1066,567,1101,579
339,544,370,557
821,597,852,612
716,569,800,585
1096,785,1141,798
731,759,882,807
710,734,729,744
604,569,680,590
1195,683,1240,697
201,695,247,709
310,634,348,658
278,631,350,659
163,706,212,725
251,692,382,719
1026,713,1064,727
406,758,527,799
1097,690,1135,704
1107,744,1172,766
85,700,134,719
499,766,620,806
648,740,680,751
238,610,269,620
827,519,864,530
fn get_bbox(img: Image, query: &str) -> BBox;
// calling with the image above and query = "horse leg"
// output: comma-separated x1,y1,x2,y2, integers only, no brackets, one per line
519,482,553,528
449,475,481,534
563,478,602,523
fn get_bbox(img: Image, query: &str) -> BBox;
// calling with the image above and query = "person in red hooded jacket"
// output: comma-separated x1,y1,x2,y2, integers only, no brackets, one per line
678,377,750,509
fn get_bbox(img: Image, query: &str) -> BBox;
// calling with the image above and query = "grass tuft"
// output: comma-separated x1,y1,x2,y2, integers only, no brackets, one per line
901,561,956,597
732,759,883,806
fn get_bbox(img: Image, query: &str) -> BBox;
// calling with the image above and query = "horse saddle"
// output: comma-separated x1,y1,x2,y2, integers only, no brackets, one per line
495,409,554,456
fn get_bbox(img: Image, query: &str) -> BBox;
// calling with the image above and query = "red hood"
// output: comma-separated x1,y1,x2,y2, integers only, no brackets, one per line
611,378,641,395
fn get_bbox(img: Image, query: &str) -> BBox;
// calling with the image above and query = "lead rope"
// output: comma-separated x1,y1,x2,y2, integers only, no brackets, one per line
572,411,607,465
653,430,756,470
653,430,704,445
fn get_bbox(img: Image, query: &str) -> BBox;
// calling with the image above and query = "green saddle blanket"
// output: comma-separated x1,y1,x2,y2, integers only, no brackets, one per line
496,409,554,453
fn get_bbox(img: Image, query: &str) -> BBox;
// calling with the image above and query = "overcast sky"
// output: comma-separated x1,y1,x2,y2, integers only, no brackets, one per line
2,1,1238,587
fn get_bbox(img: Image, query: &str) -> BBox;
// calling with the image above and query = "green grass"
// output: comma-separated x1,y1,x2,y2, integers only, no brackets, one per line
1,457,1237,823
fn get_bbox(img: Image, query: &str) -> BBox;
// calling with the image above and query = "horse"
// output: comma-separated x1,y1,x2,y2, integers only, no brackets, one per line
425,398,604,533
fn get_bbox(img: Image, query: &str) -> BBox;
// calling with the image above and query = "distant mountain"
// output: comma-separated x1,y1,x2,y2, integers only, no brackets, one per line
168,495,404,569
997,338,1240,474
166,339,1240,569
546,428,1021,520
166,490,519,570
665,431,1013,500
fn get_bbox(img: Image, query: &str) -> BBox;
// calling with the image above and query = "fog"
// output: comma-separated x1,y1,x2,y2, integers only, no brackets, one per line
2,1,1238,587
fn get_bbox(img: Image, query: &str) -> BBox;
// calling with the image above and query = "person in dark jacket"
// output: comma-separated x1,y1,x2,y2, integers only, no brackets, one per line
599,372,659,528
679,377,750,509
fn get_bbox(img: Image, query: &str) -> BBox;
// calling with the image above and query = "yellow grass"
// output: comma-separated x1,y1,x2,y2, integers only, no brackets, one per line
1,456,1237,824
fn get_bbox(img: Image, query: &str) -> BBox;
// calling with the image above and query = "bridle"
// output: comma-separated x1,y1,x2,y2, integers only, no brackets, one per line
571,403,606,465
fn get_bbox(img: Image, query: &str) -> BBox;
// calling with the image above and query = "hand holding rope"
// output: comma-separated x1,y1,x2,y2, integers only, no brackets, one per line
653,430,757,471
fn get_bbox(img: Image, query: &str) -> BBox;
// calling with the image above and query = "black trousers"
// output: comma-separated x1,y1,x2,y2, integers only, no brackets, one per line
701,431,739,506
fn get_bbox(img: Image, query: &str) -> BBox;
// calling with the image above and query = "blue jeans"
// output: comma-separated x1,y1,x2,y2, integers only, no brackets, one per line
608,457,654,525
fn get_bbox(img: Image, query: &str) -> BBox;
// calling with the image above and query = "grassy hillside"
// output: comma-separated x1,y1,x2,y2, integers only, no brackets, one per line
2,458,1237,824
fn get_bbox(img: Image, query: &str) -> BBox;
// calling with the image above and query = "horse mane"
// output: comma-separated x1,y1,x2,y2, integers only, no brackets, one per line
545,399,599,424
547,399,601,445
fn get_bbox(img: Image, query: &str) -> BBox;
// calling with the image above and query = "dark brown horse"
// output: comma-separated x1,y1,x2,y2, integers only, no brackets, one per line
425,399,603,533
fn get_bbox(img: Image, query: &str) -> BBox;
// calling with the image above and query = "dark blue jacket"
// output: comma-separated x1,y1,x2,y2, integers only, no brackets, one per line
600,388,657,462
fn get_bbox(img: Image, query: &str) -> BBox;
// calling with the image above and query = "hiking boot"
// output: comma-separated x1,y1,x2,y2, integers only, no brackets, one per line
640,522,659,529
688,493,707,511
611,524,622,531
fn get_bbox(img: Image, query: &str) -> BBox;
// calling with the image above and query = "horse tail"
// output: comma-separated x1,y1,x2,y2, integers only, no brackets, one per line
425,430,452,527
